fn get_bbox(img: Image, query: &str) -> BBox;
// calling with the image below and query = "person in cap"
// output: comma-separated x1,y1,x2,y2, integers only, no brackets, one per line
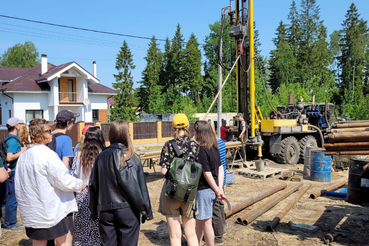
2,117,27,230
158,113,200,246
52,110,80,169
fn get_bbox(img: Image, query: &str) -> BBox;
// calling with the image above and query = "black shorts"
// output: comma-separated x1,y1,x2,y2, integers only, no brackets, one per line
25,213,74,241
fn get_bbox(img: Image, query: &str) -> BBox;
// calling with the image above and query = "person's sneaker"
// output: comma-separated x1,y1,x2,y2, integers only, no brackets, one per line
4,224,24,231
215,238,224,245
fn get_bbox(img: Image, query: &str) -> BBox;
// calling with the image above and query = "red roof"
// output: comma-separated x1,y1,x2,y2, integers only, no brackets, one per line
0,62,114,94
88,83,117,94
0,66,31,81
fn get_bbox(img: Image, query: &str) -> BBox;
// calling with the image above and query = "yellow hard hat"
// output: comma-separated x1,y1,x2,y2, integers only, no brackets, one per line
172,113,189,129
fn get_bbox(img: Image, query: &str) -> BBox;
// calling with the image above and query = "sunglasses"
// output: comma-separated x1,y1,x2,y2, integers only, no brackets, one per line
44,129,52,134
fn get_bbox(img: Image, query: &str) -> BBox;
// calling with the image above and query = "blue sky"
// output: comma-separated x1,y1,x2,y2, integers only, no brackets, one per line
1,1,368,89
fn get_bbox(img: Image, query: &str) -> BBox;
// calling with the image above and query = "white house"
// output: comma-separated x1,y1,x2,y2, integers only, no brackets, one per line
0,55,116,124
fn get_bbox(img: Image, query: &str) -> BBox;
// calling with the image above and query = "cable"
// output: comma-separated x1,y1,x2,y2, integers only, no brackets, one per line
0,14,205,46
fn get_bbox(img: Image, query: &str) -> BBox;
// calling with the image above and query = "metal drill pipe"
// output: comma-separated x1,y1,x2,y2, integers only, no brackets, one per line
337,120,369,124
310,180,347,199
267,184,311,231
329,127,369,133
225,183,287,218
334,122,369,128
324,142,369,150
326,132,369,142
325,150,369,156
237,183,303,225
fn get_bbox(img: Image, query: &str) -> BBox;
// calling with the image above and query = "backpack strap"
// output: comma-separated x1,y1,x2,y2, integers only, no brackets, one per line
5,136,22,145
170,140,183,158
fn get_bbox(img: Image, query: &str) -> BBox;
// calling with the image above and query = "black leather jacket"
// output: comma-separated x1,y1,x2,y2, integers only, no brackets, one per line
89,143,153,222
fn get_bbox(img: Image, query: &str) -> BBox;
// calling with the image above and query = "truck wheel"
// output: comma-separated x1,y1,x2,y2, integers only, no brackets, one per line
276,136,300,164
299,135,318,163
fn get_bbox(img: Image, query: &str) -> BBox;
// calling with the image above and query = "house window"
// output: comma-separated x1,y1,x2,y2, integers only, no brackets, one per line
92,110,99,122
26,110,43,123
68,79,75,102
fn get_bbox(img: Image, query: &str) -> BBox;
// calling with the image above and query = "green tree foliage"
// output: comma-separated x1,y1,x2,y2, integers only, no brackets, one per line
0,41,39,68
269,21,297,92
138,36,165,114
338,3,368,103
203,17,237,113
182,33,203,104
110,41,136,121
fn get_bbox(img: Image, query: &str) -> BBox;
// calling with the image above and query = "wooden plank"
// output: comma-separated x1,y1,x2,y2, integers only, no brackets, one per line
238,167,282,180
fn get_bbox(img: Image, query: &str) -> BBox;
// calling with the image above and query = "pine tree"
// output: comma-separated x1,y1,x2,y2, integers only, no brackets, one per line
287,0,302,57
110,41,136,121
164,24,185,111
338,3,368,101
269,21,297,92
182,33,203,104
138,36,164,113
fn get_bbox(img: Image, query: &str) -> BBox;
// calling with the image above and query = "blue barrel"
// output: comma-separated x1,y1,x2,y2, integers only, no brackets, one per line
310,150,331,182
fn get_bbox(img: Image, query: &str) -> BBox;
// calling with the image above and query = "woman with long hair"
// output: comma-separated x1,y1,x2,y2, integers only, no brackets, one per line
89,120,152,246
15,119,86,246
71,126,105,246
194,120,226,246
18,124,30,146
158,113,200,246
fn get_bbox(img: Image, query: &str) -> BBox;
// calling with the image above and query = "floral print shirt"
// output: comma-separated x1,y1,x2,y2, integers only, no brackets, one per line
160,136,200,169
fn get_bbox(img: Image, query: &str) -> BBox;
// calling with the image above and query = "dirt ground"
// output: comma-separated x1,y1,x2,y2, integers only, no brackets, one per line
1,159,369,246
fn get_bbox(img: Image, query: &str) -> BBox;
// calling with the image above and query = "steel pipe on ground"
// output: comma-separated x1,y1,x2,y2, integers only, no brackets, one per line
309,180,347,199
324,142,369,150
328,127,369,133
325,150,369,156
267,184,311,231
334,122,369,128
237,183,303,225
225,183,287,218
326,132,369,142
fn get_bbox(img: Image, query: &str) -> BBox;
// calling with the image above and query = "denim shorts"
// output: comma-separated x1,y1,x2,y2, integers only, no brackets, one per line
196,188,215,220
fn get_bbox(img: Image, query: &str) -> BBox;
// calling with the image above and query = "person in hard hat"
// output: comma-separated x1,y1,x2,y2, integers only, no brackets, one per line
158,113,200,246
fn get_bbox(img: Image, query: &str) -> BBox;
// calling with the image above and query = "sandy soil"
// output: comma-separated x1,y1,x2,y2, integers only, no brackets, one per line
1,160,369,246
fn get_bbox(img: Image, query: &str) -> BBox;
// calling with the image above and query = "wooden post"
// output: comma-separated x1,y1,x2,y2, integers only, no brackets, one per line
157,121,162,143
128,121,134,142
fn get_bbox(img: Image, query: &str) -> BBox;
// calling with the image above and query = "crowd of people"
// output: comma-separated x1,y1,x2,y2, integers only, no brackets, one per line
0,111,229,246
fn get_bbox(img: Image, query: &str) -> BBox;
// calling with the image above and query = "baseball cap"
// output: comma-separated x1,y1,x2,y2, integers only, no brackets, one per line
172,113,189,129
7,117,24,127
237,113,244,117
56,110,80,122
82,125,93,134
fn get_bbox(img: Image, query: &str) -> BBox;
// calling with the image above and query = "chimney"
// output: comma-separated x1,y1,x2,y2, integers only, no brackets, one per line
93,61,97,77
41,54,48,74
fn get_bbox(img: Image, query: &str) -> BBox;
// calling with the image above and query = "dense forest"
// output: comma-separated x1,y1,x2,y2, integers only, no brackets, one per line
1,1,368,121
131,1,369,121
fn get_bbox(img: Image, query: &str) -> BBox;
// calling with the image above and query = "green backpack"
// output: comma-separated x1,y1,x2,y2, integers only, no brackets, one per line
164,140,202,202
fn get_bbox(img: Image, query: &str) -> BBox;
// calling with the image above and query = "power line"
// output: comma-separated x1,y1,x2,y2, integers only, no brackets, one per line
0,14,205,46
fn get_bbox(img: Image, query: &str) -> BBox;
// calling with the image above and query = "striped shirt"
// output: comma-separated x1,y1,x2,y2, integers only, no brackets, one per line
217,138,227,187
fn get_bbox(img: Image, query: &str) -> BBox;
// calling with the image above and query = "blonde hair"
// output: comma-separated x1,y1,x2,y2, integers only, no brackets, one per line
18,124,30,146
29,119,52,144
109,120,133,168
77,134,85,152
172,128,191,139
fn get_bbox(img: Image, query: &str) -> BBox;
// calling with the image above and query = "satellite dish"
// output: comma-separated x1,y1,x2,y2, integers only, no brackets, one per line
83,98,91,106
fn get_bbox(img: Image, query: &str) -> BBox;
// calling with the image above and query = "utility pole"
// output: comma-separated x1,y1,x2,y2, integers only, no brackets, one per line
217,34,223,138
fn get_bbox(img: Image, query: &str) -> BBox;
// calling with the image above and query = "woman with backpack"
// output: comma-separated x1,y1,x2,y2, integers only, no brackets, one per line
158,113,200,246
194,120,226,246
71,126,105,246
89,120,153,246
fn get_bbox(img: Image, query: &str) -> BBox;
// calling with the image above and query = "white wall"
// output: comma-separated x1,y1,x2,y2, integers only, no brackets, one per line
13,93,49,122
85,94,109,122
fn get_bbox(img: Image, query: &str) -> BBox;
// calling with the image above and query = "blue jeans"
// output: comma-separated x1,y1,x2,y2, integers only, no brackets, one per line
4,171,17,228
